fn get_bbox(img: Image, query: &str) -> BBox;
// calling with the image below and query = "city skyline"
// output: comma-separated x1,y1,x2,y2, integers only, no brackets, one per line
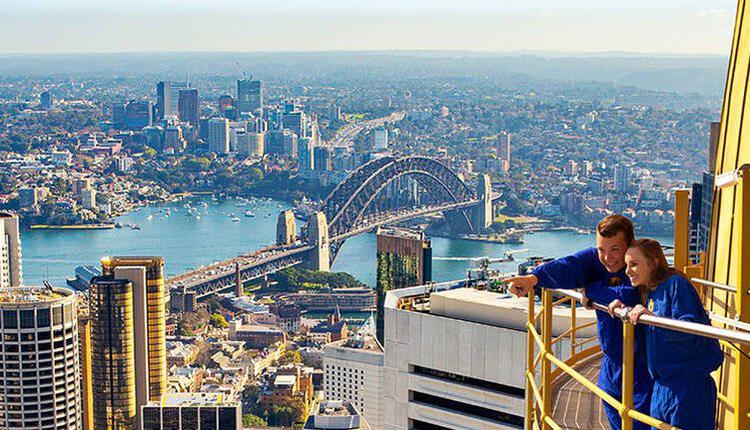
0,0,736,55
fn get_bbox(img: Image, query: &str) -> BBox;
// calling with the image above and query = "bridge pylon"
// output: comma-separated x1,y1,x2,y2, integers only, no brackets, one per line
276,210,297,246
474,174,493,230
305,211,331,272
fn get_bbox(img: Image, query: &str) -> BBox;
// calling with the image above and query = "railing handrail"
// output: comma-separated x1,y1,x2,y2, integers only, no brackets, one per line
551,289,750,347
691,277,738,293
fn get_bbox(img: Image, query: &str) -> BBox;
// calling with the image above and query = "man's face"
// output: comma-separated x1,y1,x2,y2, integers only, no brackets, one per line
596,231,628,273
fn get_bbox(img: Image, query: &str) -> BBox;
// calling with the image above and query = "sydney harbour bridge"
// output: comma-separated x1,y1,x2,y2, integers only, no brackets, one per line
166,156,498,299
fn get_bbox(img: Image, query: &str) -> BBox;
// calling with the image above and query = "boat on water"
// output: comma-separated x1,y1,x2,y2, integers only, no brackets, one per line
244,210,256,217
231,217,240,222
130,224,141,230
146,214,153,220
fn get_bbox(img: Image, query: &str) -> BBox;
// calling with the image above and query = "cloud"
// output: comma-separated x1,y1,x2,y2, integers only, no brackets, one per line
697,9,730,18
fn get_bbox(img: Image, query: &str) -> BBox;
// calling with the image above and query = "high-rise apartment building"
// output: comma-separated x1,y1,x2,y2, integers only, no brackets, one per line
323,332,383,429
141,393,241,430
40,91,53,110
0,286,81,430
497,131,511,173
157,81,188,121
90,256,167,430
613,164,632,194
375,227,431,344
0,212,22,288
207,118,230,154
374,129,388,151
237,79,262,115
299,137,314,171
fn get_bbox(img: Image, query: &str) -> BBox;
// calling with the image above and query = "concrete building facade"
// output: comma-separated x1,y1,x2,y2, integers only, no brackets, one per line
0,287,81,430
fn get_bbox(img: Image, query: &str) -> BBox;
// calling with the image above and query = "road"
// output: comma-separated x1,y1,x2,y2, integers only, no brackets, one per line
328,111,405,147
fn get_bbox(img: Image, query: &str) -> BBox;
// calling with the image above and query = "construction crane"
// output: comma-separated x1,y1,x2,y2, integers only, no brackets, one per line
235,61,252,81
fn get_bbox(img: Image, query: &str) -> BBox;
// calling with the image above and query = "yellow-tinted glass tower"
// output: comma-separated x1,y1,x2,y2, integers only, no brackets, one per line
89,277,137,430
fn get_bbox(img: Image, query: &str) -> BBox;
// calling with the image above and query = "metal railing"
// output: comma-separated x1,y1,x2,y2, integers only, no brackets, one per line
525,284,750,430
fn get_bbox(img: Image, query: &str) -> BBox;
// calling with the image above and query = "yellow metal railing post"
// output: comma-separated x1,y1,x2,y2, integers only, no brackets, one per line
541,289,553,430
674,189,690,272
526,291,536,430
621,321,635,430
734,172,750,430
570,298,577,359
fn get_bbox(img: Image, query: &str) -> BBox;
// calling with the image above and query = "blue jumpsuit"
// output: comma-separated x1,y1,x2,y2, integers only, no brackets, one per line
643,275,723,430
532,247,653,430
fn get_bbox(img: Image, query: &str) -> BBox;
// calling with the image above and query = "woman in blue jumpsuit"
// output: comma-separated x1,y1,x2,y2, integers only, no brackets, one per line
528,247,653,430
610,239,723,430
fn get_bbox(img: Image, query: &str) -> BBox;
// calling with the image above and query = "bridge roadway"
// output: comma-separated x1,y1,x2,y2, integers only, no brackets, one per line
166,243,314,299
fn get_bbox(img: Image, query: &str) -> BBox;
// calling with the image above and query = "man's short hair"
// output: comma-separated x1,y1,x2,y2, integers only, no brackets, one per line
597,214,635,245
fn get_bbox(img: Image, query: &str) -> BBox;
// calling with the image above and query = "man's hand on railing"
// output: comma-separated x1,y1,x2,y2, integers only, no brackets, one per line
581,290,595,310
504,274,538,297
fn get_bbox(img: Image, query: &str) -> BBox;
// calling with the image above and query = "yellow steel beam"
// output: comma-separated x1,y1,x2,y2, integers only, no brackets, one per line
526,291,536,430
570,297,577,359
541,289,553,430
621,322,635,430
734,172,750,430
674,189,690,271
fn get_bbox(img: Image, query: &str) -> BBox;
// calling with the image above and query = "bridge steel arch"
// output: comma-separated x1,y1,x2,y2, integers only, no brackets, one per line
320,155,478,241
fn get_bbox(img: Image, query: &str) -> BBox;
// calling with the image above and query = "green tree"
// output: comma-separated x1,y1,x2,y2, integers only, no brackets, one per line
242,413,267,427
277,350,301,366
209,313,228,328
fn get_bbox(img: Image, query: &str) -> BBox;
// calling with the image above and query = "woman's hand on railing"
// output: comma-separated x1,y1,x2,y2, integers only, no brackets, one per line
608,299,627,318
627,304,654,325
504,274,538,297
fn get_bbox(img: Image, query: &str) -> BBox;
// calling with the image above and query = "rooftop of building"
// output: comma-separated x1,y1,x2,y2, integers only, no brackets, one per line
384,281,597,337
304,400,369,430
0,286,72,305
375,225,426,241
331,331,383,354
274,374,297,388
147,392,238,408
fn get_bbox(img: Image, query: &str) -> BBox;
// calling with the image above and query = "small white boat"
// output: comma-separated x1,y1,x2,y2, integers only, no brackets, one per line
231,217,240,222
244,210,256,217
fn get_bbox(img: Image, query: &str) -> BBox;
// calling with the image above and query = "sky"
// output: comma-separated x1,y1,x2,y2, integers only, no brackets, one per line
0,0,738,55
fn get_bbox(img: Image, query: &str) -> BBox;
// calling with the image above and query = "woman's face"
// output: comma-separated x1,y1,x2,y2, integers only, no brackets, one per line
625,246,656,287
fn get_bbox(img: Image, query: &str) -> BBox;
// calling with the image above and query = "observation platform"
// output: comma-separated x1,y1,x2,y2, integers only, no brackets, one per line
551,354,607,430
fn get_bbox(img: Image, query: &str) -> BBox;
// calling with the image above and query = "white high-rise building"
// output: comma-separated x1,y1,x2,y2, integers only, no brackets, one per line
324,331,383,429
208,118,230,154
614,165,632,194
374,129,388,151
382,284,596,430
0,286,81,429
0,212,22,288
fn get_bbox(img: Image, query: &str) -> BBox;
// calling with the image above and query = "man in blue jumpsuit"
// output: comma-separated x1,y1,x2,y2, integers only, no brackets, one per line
505,215,652,430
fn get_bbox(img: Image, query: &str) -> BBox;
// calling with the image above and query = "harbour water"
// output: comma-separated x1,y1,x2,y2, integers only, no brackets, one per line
21,196,673,287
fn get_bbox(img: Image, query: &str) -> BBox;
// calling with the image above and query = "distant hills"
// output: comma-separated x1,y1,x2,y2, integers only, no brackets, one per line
0,51,729,98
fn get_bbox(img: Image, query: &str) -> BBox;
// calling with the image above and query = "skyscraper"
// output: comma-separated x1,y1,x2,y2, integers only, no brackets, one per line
298,137,314,171
207,118,230,154
91,256,167,430
40,91,53,109
237,79,262,115
157,81,188,121
375,227,431,344
124,101,154,130
497,131,511,173
0,212,22,288
178,89,199,129
141,393,241,430
90,277,137,430
0,286,82,430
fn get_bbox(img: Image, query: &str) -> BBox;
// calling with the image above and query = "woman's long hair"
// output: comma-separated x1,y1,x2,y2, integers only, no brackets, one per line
629,238,688,303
